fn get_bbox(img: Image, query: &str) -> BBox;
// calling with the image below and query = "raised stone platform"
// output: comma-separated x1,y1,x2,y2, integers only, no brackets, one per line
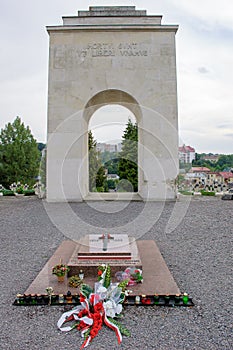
68,234,142,276
25,239,180,296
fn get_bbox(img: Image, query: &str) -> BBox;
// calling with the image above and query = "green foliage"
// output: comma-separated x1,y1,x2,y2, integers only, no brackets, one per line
103,265,111,289
39,148,46,188
118,279,130,292
118,119,138,192
117,179,134,192
103,155,120,174
103,179,109,192
179,161,192,172
1,189,14,196
179,190,193,195
0,186,35,196
88,131,106,192
192,153,233,171
107,317,131,336
200,190,215,196
84,328,91,340
37,142,46,153
80,283,93,298
15,185,24,194
107,179,117,189
0,117,40,187
23,189,35,196
68,275,83,288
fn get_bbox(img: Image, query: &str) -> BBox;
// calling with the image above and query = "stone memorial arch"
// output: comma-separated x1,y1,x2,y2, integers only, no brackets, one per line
46,6,179,202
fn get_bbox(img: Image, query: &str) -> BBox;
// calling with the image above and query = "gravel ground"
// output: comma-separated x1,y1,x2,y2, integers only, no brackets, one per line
0,196,232,350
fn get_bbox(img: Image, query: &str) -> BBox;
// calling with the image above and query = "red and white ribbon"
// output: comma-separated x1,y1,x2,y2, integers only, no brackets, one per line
57,305,93,332
104,312,122,344
57,295,123,349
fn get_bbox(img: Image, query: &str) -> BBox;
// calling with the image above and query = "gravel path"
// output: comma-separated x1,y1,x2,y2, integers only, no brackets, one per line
0,196,232,350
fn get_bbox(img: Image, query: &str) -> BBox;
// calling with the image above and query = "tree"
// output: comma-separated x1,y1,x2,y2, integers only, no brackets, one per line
88,131,106,191
192,153,233,172
37,142,46,153
104,157,120,174
118,119,138,192
0,117,40,187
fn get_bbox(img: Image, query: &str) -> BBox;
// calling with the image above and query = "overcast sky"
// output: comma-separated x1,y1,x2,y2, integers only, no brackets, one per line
0,0,232,153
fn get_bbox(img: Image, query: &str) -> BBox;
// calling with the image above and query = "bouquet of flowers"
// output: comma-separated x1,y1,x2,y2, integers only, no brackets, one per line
115,267,143,286
57,264,130,349
52,262,70,277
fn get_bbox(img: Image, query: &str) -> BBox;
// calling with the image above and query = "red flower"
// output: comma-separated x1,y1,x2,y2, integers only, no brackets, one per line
89,295,95,305
79,294,85,303
78,309,88,318
90,327,99,338
77,321,86,330
97,270,102,276
93,313,102,322
94,302,103,313
65,315,74,323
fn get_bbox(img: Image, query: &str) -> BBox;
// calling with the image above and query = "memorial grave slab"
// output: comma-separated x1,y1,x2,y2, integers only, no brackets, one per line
24,237,180,297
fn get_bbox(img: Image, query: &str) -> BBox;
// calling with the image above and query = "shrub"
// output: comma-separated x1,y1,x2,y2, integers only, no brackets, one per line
201,190,215,196
2,189,15,196
23,189,35,196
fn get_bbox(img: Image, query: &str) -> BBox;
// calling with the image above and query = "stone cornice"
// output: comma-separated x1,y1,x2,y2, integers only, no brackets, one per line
46,24,179,33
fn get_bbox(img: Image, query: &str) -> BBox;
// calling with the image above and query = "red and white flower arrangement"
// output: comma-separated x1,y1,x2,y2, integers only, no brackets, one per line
57,264,130,349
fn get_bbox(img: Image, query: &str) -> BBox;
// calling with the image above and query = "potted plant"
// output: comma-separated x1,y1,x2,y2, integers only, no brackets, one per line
15,185,25,196
12,182,25,197
52,261,70,282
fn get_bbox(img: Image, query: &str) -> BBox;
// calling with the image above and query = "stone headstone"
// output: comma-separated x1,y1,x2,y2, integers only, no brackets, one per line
78,234,132,259
68,234,142,277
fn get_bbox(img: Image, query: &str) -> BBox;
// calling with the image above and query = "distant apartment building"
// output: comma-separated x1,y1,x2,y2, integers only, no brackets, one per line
97,143,121,153
179,144,195,163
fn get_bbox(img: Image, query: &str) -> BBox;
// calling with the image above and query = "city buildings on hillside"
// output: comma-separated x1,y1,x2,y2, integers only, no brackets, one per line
183,167,233,192
200,154,219,162
179,144,195,163
219,171,233,183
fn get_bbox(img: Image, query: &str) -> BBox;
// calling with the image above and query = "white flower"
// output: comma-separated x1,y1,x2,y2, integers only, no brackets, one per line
97,286,107,293
103,300,122,318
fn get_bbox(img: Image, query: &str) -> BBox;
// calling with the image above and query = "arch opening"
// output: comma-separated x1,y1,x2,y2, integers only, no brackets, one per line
84,90,141,196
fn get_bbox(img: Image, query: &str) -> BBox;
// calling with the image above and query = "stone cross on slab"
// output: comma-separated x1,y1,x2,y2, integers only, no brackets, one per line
99,233,114,251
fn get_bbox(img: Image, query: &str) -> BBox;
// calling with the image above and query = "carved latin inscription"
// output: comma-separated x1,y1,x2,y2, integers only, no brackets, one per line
54,42,148,68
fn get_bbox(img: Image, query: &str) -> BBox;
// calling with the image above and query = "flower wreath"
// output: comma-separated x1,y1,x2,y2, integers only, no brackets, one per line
57,264,130,349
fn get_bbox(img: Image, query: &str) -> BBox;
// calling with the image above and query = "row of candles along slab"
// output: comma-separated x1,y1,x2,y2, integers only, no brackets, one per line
14,292,194,306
